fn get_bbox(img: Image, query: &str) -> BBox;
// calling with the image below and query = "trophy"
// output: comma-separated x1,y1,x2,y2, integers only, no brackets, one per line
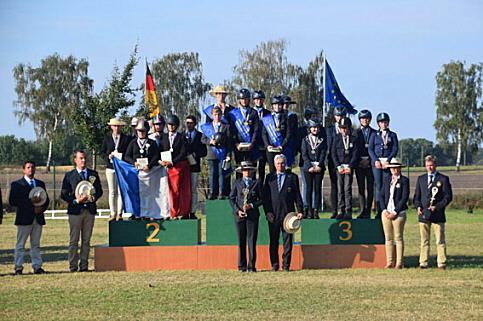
422,186,438,221
240,188,249,218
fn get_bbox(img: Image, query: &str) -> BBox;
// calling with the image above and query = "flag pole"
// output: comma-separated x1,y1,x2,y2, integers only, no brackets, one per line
321,51,326,212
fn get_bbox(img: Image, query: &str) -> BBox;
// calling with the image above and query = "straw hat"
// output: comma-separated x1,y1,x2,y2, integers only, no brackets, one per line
386,157,405,168
107,118,126,126
235,161,257,173
283,212,301,234
210,85,229,96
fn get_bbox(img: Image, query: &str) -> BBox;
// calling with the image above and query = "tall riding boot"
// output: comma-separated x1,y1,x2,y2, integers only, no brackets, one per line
313,208,320,219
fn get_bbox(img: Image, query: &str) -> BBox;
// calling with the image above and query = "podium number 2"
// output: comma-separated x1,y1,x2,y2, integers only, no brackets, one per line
146,222,160,242
339,221,353,241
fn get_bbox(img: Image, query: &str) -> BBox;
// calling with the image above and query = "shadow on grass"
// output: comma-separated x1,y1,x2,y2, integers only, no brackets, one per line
0,245,69,265
404,255,483,268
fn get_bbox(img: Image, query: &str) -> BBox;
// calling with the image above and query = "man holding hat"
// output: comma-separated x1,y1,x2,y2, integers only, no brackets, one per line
9,160,49,275
413,155,453,270
263,154,303,271
61,150,103,272
229,161,263,272
229,88,260,175
331,117,359,219
253,90,271,183
380,158,409,269
100,118,132,221
326,105,347,218
262,95,294,173
368,112,399,219
203,85,234,122
355,110,376,219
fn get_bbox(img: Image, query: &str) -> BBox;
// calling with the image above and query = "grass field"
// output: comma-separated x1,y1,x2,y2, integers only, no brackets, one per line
1,210,482,320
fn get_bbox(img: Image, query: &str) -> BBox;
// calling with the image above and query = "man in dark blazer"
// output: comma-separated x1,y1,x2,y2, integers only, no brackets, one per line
100,118,132,221
355,110,377,219
61,150,103,272
184,115,207,219
9,160,49,274
263,154,303,271
413,155,452,270
229,161,263,272
229,89,260,171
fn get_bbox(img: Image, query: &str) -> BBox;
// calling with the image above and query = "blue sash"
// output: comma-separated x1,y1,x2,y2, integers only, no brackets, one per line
229,108,251,143
200,122,226,161
262,114,283,147
203,104,214,121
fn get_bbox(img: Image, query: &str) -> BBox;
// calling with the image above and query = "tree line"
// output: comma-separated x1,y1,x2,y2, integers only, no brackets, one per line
9,40,482,170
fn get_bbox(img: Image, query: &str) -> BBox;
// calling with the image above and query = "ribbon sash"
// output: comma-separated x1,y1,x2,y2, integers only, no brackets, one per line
200,122,226,161
262,114,283,146
229,108,251,143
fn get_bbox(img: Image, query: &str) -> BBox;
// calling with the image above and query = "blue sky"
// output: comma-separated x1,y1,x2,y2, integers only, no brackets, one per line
0,0,481,141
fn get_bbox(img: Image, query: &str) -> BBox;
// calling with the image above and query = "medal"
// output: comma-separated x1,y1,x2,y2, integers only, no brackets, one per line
311,150,316,154
275,127,280,132
140,148,144,154
383,145,388,149
365,143,368,148
344,150,350,155
244,121,249,126
170,148,173,152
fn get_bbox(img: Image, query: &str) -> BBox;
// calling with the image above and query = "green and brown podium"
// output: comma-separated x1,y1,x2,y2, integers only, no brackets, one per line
95,200,386,271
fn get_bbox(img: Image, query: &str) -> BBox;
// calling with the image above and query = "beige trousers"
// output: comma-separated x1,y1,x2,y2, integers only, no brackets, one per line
68,209,95,271
419,222,447,267
14,219,43,271
106,168,122,216
381,212,406,267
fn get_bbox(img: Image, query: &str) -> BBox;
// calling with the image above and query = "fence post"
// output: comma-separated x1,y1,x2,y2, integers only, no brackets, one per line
52,161,56,211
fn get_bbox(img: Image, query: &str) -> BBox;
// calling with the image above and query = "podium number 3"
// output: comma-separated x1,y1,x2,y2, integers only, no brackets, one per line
146,222,160,242
339,221,353,241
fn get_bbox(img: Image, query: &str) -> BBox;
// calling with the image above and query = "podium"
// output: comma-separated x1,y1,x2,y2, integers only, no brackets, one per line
95,200,386,271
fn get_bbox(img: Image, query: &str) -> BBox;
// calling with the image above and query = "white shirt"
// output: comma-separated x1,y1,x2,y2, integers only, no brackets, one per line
24,176,36,187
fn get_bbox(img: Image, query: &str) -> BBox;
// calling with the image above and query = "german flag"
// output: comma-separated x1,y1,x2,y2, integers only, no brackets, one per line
145,62,160,117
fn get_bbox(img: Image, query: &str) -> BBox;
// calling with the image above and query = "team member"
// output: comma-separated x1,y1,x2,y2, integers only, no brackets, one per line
185,115,207,219
281,95,298,169
100,118,132,221
229,89,260,174
203,85,234,121
9,161,49,275
253,90,270,183
262,96,294,173
61,150,103,272
201,106,232,200
124,120,160,171
148,114,166,147
229,161,263,272
263,154,304,272
301,119,327,219
331,118,358,219
297,107,317,211
413,155,453,270
326,106,347,218
380,158,409,269
368,112,399,219
160,115,191,218
355,110,376,219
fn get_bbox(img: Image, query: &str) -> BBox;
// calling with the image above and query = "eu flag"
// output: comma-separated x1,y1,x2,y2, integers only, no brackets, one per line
325,60,357,115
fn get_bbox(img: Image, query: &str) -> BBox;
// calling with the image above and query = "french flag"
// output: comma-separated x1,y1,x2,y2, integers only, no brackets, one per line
112,158,170,218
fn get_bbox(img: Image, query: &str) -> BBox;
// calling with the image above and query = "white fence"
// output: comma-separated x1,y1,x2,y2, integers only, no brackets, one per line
44,209,113,219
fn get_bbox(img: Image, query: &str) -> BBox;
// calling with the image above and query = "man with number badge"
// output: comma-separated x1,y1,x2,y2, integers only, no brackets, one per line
413,155,452,270
9,161,49,275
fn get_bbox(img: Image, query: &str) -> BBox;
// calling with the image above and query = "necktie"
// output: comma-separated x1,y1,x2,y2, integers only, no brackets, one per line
277,174,282,191
82,171,87,181
29,180,34,188
428,174,434,187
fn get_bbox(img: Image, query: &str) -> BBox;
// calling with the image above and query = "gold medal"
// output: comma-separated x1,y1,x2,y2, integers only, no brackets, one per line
244,121,249,126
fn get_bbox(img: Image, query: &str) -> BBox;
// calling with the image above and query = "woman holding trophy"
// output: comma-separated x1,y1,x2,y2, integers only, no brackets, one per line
229,161,263,272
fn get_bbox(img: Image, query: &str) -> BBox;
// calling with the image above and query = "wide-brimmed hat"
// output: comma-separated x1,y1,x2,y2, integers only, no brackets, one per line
235,161,257,173
210,85,229,96
29,187,48,207
283,212,301,234
107,118,126,126
386,157,405,168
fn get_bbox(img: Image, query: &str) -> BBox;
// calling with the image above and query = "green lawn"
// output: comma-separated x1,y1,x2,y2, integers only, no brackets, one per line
1,210,482,321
